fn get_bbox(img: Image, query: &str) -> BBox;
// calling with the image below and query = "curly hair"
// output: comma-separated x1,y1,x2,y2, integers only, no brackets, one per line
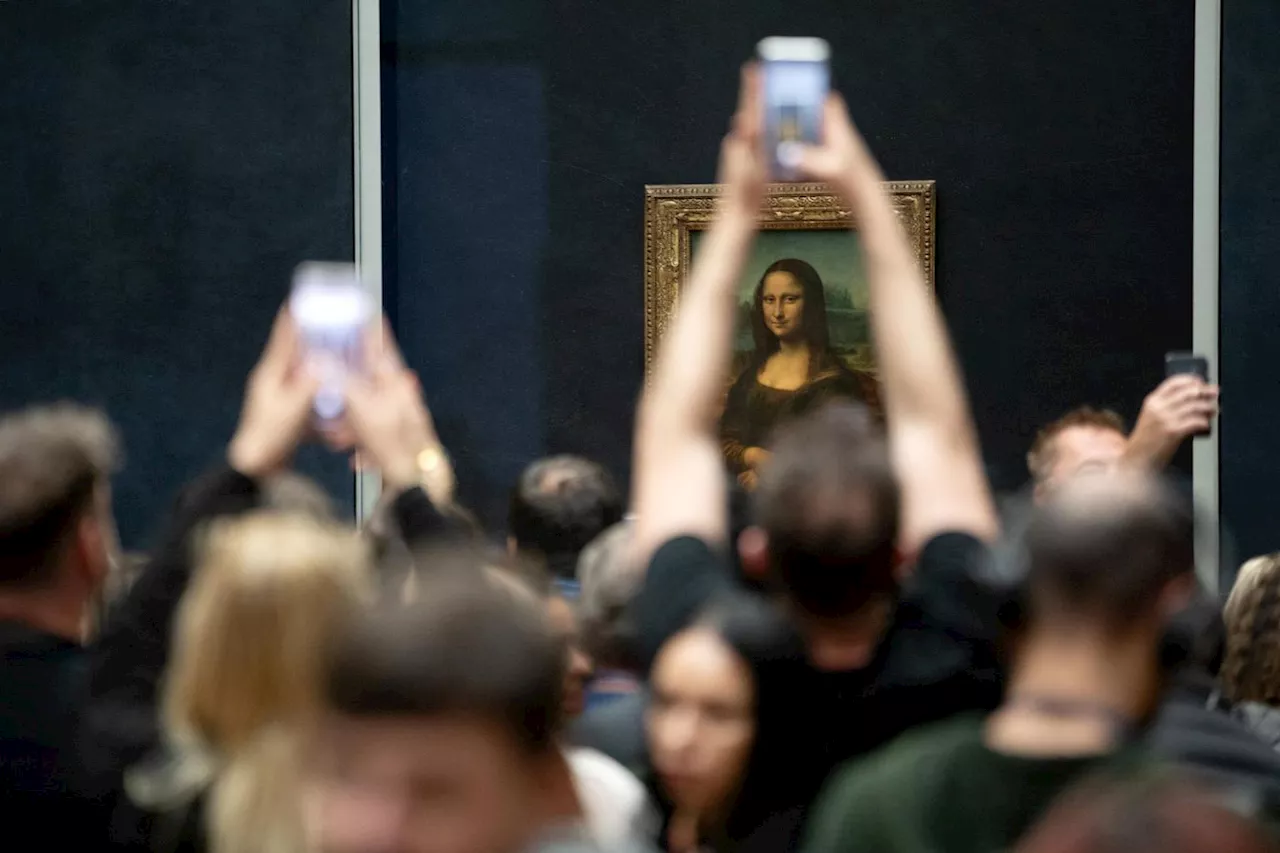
1221,554,1280,706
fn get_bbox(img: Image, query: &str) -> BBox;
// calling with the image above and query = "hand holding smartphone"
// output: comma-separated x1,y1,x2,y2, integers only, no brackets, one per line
1164,351,1213,438
757,37,830,180
290,262,371,423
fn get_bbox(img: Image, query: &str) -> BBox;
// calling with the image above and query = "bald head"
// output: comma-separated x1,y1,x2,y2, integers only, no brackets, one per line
1025,470,1195,631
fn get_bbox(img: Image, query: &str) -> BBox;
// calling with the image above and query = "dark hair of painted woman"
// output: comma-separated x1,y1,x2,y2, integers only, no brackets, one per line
721,258,868,484
746,258,837,375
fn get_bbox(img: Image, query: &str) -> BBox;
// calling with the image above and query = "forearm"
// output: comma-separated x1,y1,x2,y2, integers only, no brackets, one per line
850,181,973,437
391,484,466,550
82,465,262,776
632,207,755,559
838,172,996,545
639,210,755,442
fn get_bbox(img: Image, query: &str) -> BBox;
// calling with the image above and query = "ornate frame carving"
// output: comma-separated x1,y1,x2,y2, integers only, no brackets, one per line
642,181,936,374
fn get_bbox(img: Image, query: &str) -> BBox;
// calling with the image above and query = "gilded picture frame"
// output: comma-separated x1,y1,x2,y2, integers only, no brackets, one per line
642,181,936,378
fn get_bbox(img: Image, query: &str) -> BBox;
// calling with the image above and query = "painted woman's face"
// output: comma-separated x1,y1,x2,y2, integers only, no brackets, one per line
761,271,805,341
646,627,755,816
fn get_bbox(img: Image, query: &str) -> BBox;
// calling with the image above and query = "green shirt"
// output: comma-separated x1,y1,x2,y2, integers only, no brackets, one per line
801,714,1143,853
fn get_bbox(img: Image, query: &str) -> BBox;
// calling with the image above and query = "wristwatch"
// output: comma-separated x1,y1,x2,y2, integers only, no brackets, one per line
415,444,455,506
416,445,448,475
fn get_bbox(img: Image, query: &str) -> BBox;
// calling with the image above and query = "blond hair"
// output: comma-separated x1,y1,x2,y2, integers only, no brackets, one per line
156,511,371,853
1221,553,1280,706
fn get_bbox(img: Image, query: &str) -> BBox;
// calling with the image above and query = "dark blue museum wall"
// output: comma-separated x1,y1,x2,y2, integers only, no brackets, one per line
0,0,355,545
386,0,1194,526
1220,0,1280,568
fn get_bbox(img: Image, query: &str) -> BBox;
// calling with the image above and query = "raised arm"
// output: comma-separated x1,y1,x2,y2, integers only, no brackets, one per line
1123,374,1219,470
796,98,997,552
344,319,463,548
630,68,768,566
81,308,319,787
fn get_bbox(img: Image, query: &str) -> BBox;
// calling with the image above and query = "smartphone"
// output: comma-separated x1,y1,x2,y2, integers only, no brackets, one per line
1164,351,1212,437
1165,351,1209,382
757,37,830,181
290,262,371,422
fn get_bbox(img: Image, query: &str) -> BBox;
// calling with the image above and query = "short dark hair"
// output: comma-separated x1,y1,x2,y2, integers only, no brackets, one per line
509,456,624,578
1027,407,1127,483
753,404,900,619
1024,472,1194,631
0,404,120,588
324,572,566,754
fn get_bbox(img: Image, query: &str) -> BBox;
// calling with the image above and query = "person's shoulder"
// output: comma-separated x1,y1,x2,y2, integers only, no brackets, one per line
805,716,983,852
566,746,659,846
567,746,645,797
823,714,983,805
912,531,997,580
898,532,1007,643
569,692,649,773
1235,702,1280,748
646,535,727,577
806,359,865,395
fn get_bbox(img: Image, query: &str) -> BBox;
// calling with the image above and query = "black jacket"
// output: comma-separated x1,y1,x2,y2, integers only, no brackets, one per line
1149,681,1280,821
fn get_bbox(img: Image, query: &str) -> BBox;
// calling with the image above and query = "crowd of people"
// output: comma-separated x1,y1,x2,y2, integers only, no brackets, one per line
4,68,1280,853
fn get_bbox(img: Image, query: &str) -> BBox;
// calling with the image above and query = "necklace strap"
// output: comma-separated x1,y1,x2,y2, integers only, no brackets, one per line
1005,693,1139,742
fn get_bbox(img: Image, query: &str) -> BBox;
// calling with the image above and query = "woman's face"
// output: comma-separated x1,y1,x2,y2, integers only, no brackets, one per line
646,627,755,816
761,271,806,342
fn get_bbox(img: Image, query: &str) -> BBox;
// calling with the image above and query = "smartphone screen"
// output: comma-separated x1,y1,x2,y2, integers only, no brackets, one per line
758,37,830,180
290,262,371,421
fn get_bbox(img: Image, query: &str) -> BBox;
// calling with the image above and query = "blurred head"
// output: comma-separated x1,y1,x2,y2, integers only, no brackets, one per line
0,404,121,638
314,575,566,853
576,521,642,673
1016,779,1276,853
508,456,624,579
1027,407,1128,500
744,404,898,664
164,512,372,754
1221,554,1280,706
262,472,337,521
646,595,796,830
1021,471,1196,711
1160,596,1227,687
751,259,830,358
545,592,593,719
476,553,591,722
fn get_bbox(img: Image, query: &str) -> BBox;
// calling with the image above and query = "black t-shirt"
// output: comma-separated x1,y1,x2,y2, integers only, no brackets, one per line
632,532,1005,826
0,621,103,849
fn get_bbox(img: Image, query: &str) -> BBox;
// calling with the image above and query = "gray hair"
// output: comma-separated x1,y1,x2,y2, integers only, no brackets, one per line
576,521,640,671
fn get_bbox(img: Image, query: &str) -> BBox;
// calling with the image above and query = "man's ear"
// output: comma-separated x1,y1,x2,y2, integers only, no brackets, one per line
737,526,770,581
507,535,519,557
73,512,111,592
1159,573,1200,621
892,546,914,582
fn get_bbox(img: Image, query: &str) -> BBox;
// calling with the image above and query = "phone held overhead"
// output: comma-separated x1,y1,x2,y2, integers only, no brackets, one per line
758,37,830,181
290,262,371,423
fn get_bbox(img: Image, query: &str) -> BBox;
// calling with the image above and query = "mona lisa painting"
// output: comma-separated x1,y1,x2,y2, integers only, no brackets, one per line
643,182,935,486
